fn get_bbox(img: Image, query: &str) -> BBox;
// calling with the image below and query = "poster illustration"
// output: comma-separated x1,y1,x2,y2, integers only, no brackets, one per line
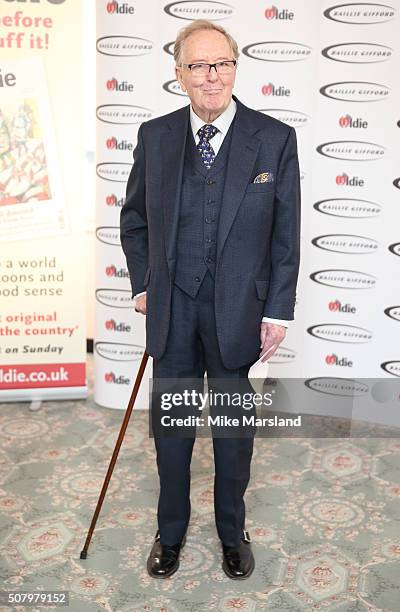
0,57,67,242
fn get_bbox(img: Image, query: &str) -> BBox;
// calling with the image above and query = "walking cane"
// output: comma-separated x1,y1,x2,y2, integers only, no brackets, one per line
80,351,149,559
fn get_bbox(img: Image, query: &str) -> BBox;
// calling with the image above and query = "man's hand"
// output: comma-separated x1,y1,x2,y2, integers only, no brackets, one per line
259,322,286,362
134,293,147,315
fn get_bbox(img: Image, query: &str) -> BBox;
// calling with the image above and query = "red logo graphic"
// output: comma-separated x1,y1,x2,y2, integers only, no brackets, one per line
105,319,115,330
339,114,351,127
107,1,117,13
106,265,116,276
106,137,117,149
329,300,340,311
106,194,117,206
336,173,348,185
265,6,277,18
107,78,117,90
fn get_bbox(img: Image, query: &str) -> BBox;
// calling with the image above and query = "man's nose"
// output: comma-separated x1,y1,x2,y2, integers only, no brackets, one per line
205,67,219,81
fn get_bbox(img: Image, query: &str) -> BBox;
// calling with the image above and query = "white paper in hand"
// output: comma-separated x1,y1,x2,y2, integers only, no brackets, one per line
248,356,270,395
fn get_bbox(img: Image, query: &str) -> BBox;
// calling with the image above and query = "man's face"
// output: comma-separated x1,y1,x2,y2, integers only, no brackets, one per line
176,29,236,119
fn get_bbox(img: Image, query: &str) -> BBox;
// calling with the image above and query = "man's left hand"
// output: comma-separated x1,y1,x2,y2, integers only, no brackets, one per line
259,322,286,362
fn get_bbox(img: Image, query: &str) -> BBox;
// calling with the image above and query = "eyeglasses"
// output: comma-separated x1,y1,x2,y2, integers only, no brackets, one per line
182,60,237,76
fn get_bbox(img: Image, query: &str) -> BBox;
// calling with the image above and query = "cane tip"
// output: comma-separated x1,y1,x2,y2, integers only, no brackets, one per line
80,550,87,559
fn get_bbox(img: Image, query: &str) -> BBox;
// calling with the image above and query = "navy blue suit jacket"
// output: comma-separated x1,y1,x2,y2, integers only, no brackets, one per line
120,95,301,369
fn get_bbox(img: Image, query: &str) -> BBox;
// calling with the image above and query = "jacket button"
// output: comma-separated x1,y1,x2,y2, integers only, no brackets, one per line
195,276,201,282
206,178,215,185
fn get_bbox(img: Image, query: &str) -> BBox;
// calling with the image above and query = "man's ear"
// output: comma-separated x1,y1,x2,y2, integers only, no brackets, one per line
175,66,186,92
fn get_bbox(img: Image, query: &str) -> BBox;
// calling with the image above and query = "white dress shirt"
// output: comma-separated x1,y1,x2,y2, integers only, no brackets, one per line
134,98,291,328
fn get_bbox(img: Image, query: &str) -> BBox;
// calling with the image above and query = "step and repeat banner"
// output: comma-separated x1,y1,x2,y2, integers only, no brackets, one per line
95,0,399,409
0,0,87,401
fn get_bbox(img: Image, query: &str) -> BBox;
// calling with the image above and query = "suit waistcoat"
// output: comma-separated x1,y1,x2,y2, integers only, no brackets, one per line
173,119,235,298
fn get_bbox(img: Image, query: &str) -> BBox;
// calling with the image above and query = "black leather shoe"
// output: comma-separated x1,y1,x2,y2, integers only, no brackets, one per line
222,530,255,580
147,530,186,578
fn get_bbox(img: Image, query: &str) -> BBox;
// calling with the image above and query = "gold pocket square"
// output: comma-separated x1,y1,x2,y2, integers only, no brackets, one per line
253,172,274,183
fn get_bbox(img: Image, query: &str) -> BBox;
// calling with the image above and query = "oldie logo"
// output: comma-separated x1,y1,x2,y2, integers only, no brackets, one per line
164,1,234,20
335,173,364,187
312,234,378,254
104,372,130,385
265,5,294,19
106,78,134,92
339,114,368,128
105,265,129,278
381,361,400,377
324,3,396,24
328,299,356,313
317,141,385,161
95,289,132,308
310,269,376,289
96,227,120,246
314,198,381,218
106,136,133,151
305,378,369,396
325,353,353,367
106,1,135,14
162,80,187,96
322,42,393,63
307,324,373,343
320,81,390,102
105,194,125,207
96,163,131,182
261,83,291,96
96,36,153,57
97,105,152,125
243,41,312,62
105,319,131,332
259,109,308,128
95,342,144,362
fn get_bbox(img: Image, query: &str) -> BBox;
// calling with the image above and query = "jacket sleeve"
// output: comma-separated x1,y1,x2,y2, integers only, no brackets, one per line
120,124,149,298
263,127,301,320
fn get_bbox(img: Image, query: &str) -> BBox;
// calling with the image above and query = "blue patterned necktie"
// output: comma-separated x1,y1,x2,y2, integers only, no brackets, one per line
197,124,218,169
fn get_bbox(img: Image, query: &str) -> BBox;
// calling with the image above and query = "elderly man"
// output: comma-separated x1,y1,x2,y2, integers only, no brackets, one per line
120,19,300,579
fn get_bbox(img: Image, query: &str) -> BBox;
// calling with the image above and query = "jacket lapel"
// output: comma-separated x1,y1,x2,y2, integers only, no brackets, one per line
160,105,189,275
216,99,261,265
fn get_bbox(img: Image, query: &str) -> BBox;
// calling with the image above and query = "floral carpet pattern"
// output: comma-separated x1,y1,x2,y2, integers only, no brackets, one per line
1,359,400,611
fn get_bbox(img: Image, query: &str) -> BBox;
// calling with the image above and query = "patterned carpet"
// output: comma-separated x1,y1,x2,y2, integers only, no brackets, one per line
1,357,400,611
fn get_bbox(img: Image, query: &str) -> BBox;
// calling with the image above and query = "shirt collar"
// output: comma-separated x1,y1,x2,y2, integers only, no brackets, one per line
190,97,237,138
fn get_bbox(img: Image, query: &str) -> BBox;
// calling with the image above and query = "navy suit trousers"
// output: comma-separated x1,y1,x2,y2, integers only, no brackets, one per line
152,270,256,547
